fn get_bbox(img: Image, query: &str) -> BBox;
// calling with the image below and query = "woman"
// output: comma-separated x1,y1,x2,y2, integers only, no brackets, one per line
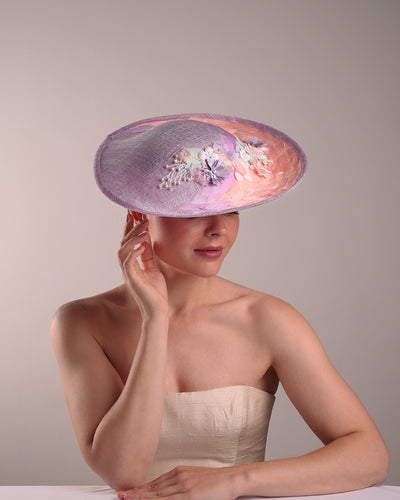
51,114,389,500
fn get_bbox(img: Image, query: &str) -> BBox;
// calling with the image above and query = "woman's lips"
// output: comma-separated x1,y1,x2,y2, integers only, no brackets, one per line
194,246,223,259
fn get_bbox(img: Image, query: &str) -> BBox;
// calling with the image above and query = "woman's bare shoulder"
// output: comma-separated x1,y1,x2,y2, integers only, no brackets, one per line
245,290,321,362
215,278,306,334
217,277,293,311
215,276,269,302
219,278,313,341
51,285,132,335
250,291,302,319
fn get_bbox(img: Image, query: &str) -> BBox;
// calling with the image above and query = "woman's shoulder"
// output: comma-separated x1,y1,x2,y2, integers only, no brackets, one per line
51,285,134,336
218,278,312,339
217,276,295,312
242,289,319,359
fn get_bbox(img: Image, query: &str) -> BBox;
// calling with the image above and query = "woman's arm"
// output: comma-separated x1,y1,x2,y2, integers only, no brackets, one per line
234,297,389,497
51,307,168,490
51,217,170,490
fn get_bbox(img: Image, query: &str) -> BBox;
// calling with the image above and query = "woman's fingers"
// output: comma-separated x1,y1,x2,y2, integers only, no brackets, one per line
118,233,147,268
117,215,168,314
132,469,186,498
121,219,149,246
119,220,150,258
118,469,178,499
119,220,160,275
122,212,134,238
119,230,148,254
118,490,183,500
119,220,151,266
138,240,158,269
119,493,183,500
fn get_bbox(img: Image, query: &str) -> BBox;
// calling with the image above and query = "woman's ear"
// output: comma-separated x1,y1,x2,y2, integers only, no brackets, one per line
129,210,147,223
124,211,147,237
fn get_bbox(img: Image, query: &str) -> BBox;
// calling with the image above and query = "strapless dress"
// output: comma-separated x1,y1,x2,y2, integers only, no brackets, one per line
145,385,275,482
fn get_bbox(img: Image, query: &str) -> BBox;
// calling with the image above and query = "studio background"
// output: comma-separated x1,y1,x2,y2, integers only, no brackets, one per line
1,0,399,487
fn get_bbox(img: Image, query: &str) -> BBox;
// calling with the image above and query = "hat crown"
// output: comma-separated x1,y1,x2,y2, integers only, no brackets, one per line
121,120,236,167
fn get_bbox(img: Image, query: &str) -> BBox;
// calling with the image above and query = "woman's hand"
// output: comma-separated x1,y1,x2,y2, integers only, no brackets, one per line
117,466,240,500
119,214,168,319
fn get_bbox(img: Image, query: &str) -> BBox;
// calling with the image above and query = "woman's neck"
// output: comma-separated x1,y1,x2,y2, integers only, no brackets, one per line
161,267,220,317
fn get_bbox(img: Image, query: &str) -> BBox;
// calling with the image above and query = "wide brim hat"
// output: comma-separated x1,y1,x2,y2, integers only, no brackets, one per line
95,113,307,217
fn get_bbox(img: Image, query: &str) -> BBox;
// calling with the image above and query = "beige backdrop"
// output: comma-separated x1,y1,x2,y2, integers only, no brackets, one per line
1,0,399,487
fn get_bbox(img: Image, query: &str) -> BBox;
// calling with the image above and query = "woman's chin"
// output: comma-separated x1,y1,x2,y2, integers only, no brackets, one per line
161,261,222,279
154,253,223,279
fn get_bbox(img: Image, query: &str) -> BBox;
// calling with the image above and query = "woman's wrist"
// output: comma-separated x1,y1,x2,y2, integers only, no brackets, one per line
229,463,256,499
141,311,169,329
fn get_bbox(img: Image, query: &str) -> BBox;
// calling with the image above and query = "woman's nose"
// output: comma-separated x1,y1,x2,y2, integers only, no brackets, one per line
205,215,227,236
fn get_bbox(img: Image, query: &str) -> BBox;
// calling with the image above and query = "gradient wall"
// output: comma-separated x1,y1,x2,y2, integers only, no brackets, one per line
1,0,399,486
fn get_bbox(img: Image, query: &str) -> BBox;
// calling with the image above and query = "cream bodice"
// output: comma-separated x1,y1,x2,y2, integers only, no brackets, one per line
145,385,275,482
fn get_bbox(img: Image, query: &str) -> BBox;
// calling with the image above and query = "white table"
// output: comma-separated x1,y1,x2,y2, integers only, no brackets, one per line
0,485,398,499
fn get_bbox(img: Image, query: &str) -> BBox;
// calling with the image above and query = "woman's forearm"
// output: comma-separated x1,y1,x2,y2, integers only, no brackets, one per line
234,430,389,498
89,314,169,490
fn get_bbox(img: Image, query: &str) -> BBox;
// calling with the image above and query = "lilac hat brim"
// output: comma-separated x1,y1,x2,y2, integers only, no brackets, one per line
94,113,307,217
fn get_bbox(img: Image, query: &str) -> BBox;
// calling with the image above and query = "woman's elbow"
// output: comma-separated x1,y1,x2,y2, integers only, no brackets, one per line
108,475,145,493
90,462,147,492
365,438,390,486
84,448,148,492
375,447,390,485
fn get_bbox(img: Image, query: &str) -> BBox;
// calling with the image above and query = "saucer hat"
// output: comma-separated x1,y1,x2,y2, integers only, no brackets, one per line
95,113,307,217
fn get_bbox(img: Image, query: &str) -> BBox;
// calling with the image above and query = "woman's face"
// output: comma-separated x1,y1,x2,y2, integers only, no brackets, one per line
146,213,240,278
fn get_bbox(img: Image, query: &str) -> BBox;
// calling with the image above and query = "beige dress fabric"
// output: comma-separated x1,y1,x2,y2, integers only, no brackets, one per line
145,385,275,482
